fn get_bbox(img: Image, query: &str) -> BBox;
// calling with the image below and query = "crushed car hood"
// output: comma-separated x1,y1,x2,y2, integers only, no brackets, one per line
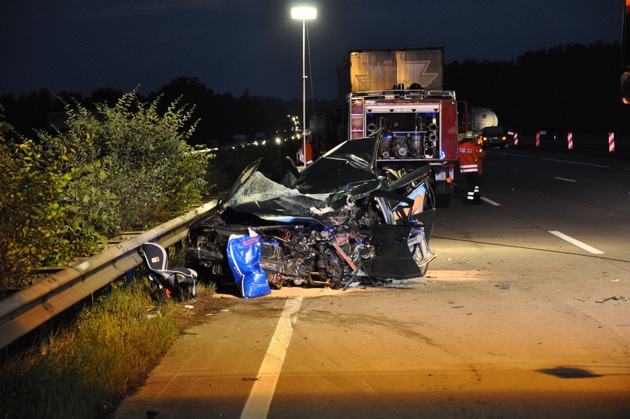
220,135,390,226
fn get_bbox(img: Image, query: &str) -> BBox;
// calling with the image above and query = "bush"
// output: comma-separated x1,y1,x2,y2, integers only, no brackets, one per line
36,91,210,235
0,92,211,290
0,109,97,289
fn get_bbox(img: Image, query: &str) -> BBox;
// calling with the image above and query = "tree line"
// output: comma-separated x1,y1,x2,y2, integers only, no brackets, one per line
0,78,307,148
1,41,628,146
445,41,630,136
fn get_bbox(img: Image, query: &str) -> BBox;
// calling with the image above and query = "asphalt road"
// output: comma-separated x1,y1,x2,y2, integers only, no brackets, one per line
114,149,630,419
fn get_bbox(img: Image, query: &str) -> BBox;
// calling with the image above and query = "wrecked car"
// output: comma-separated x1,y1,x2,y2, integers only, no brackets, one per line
185,132,437,293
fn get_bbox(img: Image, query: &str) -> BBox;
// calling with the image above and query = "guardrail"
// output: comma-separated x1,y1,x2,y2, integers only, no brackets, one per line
0,200,218,351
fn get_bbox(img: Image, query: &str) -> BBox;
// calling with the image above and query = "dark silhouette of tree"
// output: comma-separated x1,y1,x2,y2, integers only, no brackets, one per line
445,42,629,136
87,87,127,107
149,77,298,146
2,41,628,144
0,89,56,137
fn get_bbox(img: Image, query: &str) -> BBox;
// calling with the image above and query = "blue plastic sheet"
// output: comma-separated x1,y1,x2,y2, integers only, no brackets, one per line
226,231,271,298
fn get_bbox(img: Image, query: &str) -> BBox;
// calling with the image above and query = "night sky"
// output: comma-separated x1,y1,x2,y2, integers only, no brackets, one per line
0,0,624,100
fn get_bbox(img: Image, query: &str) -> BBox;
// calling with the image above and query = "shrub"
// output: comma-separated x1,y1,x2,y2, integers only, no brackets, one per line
0,109,97,289
36,91,211,235
0,91,211,290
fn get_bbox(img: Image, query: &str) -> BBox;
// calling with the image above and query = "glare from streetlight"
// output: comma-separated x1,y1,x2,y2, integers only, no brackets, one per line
291,5,317,20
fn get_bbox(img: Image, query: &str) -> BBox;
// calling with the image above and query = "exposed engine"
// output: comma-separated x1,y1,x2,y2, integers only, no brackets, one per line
378,126,438,160
187,196,384,289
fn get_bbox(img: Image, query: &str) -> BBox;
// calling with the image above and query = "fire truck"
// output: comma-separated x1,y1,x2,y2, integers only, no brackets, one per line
338,48,466,207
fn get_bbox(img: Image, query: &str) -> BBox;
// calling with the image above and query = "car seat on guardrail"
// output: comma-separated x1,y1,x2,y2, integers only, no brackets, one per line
140,242,198,301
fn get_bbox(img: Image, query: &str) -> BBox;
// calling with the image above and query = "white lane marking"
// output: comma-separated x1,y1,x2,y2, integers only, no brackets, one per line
554,177,578,183
481,197,501,206
548,231,604,254
241,296,303,419
543,158,609,168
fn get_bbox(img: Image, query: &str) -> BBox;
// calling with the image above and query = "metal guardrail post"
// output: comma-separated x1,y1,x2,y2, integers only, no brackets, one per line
0,200,217,350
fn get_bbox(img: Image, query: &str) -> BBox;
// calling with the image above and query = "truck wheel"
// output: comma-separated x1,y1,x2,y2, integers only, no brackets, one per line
435,193,451,208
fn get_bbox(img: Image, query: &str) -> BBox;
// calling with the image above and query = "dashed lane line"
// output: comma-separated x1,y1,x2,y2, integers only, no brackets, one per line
481,196,501,206
542,158,610,168
548,230,604,255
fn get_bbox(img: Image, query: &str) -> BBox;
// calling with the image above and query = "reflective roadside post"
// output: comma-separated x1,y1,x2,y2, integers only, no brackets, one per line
290,4,317,168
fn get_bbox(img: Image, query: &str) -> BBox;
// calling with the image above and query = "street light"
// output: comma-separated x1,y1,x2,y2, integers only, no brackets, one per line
291,4,317,168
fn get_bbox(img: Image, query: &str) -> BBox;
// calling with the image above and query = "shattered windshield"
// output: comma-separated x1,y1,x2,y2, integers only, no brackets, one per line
222,135,385,224
228,171,329,206
226,171,335,223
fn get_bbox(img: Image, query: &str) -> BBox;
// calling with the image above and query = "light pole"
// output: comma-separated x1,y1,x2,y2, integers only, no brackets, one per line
290,4,316,168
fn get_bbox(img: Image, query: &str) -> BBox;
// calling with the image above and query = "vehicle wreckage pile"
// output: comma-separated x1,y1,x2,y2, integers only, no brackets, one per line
185,133,437,297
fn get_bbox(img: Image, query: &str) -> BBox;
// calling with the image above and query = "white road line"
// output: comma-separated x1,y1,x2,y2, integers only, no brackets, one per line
481,197,501,206
548,231,604,255
241,296,303,419
543,158,609,168
554,177,578,183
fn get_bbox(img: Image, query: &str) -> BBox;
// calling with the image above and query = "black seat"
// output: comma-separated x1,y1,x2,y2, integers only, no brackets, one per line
140,242,197,301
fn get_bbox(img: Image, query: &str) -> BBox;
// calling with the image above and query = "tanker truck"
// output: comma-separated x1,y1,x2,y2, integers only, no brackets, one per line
470,107,499,133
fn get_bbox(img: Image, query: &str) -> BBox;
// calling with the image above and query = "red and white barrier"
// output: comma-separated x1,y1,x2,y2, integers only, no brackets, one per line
508,131,518,146
608,132,615,152
535,132,540,147
567,132,573,150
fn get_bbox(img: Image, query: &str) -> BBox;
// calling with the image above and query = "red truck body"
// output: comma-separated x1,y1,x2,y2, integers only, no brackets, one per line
338,48,462,206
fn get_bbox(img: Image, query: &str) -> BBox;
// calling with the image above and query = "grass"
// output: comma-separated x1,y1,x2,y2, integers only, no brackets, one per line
0,275,218,419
